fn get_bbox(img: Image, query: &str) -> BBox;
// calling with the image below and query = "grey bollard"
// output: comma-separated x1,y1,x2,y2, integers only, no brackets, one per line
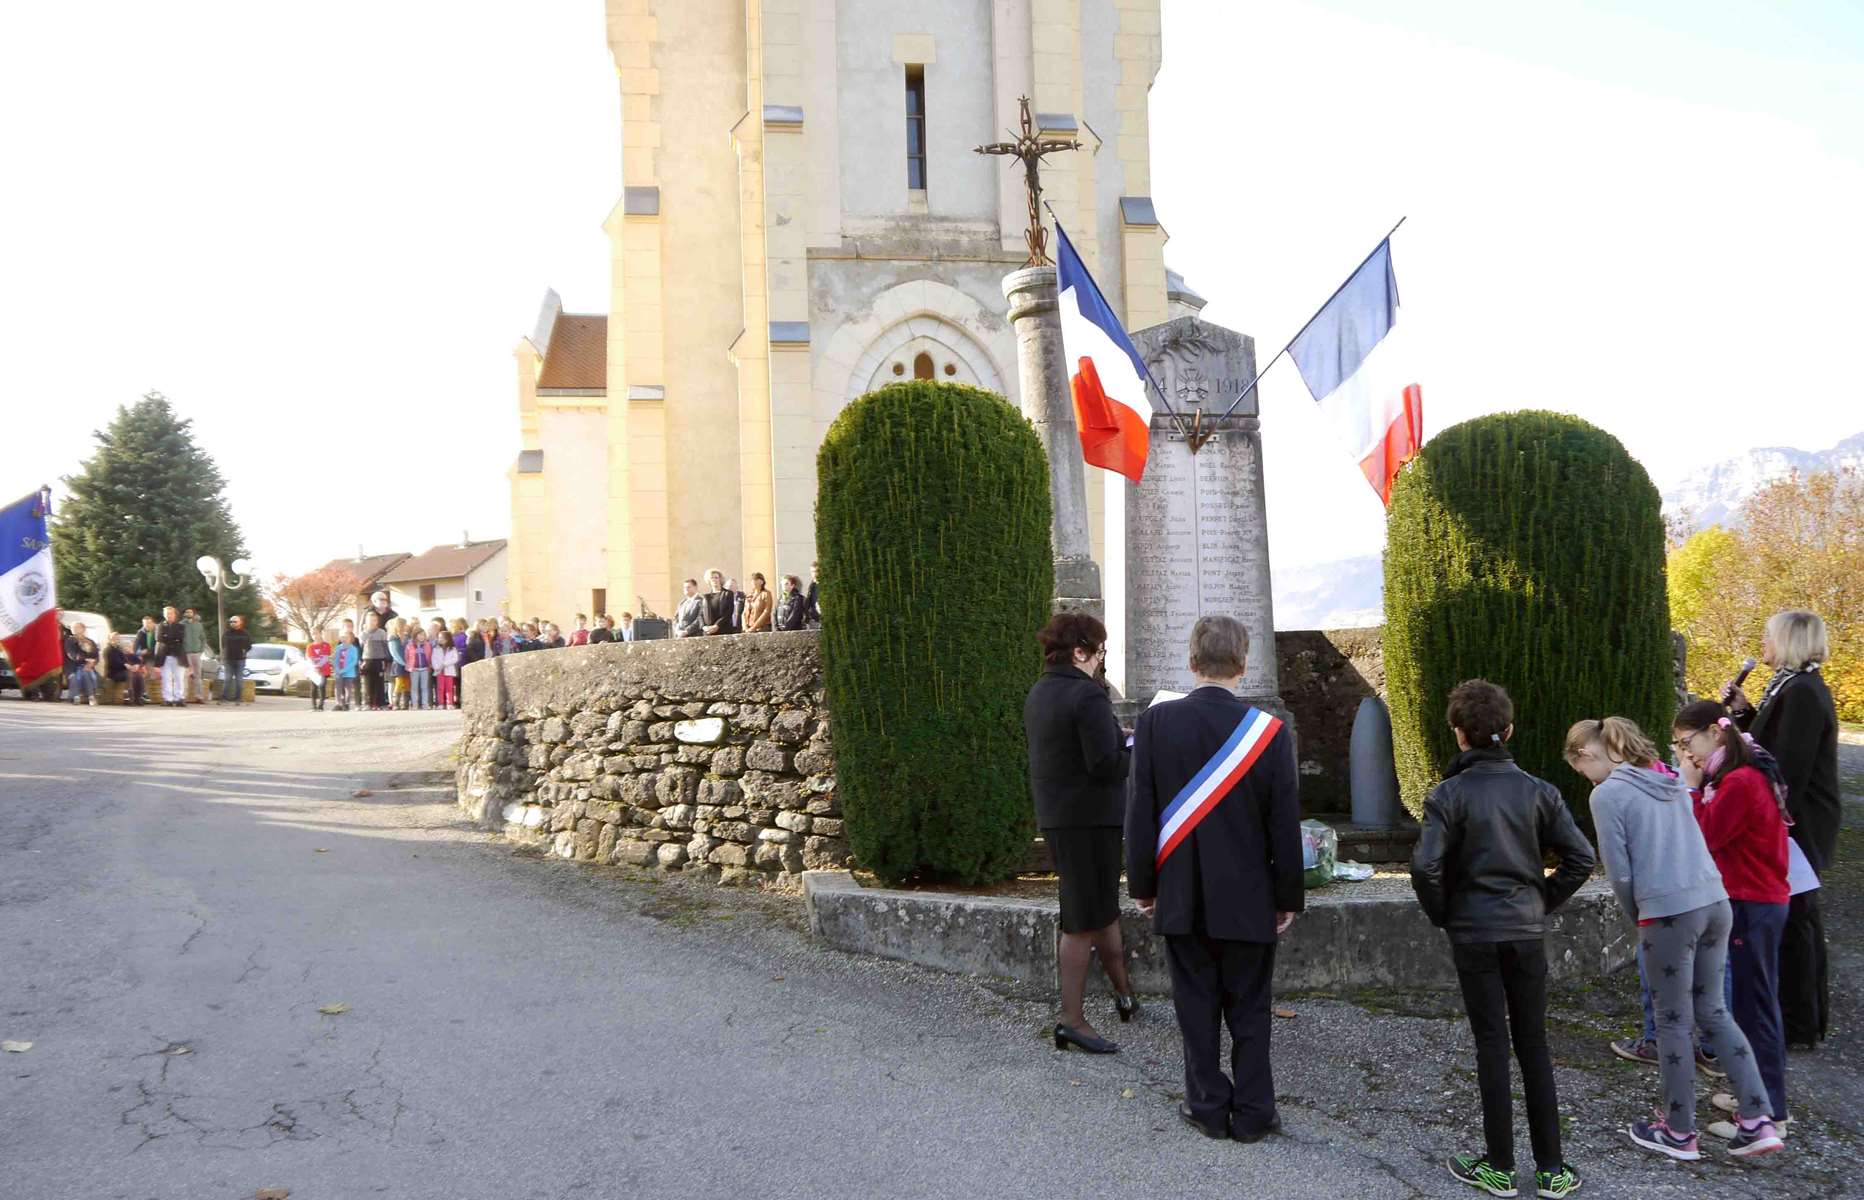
1349,695,1402,828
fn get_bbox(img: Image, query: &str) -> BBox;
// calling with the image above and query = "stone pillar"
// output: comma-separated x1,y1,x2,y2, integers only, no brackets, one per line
1003,266,1102,616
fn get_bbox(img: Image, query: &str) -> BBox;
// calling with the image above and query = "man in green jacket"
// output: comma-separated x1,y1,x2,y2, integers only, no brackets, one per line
182,608,207,704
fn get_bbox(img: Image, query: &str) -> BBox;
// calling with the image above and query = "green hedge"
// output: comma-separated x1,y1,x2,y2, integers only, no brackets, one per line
817,381,1053,884
1383,411,1672,822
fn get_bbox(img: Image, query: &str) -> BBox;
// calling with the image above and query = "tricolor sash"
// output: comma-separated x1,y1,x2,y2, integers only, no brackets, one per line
1156,706,1283,868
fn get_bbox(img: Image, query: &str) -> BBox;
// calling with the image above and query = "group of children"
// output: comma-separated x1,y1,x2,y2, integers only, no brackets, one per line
1413,679,1794,1199
302,615,467,712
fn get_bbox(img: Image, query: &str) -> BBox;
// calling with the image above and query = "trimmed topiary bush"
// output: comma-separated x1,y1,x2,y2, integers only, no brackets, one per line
817,380,1053,885
1384,410,1672,823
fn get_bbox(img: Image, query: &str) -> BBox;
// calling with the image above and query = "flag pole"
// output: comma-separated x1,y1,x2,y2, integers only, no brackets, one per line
1210,216,1408,427
1041,201,1198,447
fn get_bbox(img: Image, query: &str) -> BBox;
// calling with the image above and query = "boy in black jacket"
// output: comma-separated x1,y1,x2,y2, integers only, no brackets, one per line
1411,680,1596,1199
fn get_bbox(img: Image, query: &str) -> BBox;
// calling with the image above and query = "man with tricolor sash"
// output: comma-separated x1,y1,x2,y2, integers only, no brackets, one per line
1125,615,1303,1142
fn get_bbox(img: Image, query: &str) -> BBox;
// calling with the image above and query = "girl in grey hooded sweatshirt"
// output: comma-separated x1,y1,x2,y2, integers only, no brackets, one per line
1566,717,1784,1161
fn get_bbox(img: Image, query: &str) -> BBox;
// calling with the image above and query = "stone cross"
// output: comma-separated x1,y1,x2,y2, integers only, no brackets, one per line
976,96,1081,267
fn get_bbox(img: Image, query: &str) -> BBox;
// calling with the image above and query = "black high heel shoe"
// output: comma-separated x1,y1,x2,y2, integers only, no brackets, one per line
1053,1024,1118,1054
1115,994,1141,1023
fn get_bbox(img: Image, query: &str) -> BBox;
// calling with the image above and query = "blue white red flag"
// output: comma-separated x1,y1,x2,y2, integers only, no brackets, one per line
1055,223,1152,482
1288,240,1422,505
1156,706,1283,867
0,490,60,690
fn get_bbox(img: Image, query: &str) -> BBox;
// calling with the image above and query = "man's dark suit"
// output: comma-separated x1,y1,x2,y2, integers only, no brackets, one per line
1125,685,1303,1136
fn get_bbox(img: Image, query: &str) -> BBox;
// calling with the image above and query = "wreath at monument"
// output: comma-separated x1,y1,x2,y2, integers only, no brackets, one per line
817,380,1053,885
1382,410,1672,825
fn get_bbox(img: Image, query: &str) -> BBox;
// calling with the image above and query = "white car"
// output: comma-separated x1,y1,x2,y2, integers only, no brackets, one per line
242,643,315,694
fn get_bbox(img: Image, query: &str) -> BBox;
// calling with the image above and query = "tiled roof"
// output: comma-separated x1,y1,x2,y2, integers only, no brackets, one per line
536,313,607,390
377,540,508,584
317,552,411,589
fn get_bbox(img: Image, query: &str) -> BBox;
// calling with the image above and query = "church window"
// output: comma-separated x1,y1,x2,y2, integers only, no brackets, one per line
913,352,935,380
892,362,905,376
905,66,927,190
943,363,956,376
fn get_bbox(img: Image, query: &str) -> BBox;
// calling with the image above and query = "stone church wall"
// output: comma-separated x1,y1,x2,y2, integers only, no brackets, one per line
456,632,845,886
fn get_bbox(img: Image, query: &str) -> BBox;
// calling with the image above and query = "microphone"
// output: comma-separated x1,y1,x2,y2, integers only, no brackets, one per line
1721,657,1757,705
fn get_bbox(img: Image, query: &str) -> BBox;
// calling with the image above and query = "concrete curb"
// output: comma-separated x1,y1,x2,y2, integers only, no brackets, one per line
803,871,1635,992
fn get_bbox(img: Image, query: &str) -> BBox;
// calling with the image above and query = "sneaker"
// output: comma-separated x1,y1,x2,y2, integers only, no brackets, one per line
1707,1113,1791,1139
1709,1093,1791,1127
1534,1164,1582,1198
1609,1038,1659,1066
1695,1048,1727,1078
1726,1119,1784,1158
1448,1153,1518,1197
1628,1114,1701,1161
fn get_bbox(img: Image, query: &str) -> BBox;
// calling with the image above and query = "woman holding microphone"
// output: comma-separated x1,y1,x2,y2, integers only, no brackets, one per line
1024,612,1138,1054
1725,610,1842,1047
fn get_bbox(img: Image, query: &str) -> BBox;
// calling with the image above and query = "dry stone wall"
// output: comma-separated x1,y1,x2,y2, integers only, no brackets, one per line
455,632,845,886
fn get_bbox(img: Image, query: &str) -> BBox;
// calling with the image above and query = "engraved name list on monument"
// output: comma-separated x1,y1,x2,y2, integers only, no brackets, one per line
1125,432,1274,700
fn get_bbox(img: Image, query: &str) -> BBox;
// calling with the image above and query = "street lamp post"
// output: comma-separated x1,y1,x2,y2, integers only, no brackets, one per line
196,554,252,699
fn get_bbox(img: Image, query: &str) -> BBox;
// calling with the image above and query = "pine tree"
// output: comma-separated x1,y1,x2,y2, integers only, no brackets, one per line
51,392,269,647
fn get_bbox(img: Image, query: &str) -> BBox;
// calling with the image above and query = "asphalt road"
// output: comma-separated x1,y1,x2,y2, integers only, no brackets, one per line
2,699,1854,1199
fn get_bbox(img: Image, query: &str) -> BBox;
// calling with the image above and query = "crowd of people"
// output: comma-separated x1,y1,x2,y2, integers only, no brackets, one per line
34,567,826,713
306,568,823,711
1027,607,1841,1195
671,565,821,636
51,605,249,707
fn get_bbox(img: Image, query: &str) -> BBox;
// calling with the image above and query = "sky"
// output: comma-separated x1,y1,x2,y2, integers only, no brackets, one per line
3,0,1861,579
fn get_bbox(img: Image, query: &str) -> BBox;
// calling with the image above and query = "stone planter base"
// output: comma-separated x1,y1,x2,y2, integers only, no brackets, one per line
803,870,1633,993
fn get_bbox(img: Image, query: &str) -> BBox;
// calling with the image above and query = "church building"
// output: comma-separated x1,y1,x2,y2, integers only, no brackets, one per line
507,0,1186,623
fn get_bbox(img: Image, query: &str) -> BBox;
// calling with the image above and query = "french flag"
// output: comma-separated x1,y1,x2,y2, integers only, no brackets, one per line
0,490,61,690
1056,223,1152,482
1289,240,1422,505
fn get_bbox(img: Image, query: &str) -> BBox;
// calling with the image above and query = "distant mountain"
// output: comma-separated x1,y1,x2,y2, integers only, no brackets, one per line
1662,432,1864,530
1273,552,1383,631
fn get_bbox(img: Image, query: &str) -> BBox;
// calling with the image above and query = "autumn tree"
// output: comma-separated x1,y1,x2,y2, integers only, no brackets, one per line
266,565,365,642
1669,468,1863,720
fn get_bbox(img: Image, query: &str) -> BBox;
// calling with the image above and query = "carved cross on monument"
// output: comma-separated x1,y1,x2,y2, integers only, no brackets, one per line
976,96,1081,267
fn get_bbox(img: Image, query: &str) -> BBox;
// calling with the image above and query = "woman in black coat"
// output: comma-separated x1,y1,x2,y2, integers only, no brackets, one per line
1728,609,1842,1046
1024,612,1136,1054
774,575,808,631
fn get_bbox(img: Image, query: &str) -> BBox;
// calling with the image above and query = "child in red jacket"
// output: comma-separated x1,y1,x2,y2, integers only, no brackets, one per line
1673,700,1791,1137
